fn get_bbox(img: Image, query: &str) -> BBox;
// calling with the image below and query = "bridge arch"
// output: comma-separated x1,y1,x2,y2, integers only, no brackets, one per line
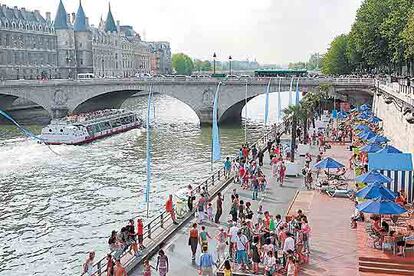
0,91,52,121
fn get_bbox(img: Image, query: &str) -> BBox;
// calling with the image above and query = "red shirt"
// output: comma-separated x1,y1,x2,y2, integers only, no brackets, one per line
137,221,144,235
166,199,173,212
242,148,249,158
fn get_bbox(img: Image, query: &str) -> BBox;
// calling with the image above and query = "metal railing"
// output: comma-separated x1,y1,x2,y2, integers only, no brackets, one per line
81,123,286,276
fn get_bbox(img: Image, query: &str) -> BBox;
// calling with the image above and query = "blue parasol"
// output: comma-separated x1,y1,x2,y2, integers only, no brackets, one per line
355,183,396,200
355,170,392,184
368,116,382,124
376,145,402,154
355,124,371,131
359,131,376,140
359,143,383,153
368,135,389,144
314,157,344,169
356,198,407,215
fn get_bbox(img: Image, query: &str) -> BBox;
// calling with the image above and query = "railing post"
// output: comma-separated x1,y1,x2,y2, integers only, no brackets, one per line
218,170,221,181
205,180,208,193
147,223,152,239
212,174,215,186
97,261,101,275
160,213,164,229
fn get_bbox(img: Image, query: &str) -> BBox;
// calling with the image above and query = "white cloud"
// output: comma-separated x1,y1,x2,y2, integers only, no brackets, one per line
2,0,362,63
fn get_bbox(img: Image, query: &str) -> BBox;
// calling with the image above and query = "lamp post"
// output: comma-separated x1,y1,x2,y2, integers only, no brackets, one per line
213,52,216,76
66,57,72,79
101,58,105,77
229,55,232,75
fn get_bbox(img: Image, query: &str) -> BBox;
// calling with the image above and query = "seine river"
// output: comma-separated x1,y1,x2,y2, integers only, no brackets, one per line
0,92,290,275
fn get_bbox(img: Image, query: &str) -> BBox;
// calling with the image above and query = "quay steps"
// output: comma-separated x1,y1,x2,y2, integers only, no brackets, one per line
359,257,414,275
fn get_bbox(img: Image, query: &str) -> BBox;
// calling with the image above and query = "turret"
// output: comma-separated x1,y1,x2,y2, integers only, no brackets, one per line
54,0,76,79
104,3,117,33
74,0,93,74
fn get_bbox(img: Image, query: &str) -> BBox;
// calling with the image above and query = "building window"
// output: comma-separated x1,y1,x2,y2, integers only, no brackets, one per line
80,58,83,65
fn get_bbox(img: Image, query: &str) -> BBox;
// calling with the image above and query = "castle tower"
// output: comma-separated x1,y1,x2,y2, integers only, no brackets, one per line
104,3,117,33
54,0,76,78
73,0,93,74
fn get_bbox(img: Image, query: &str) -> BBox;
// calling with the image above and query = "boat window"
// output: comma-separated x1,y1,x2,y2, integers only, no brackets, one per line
60,129,63,132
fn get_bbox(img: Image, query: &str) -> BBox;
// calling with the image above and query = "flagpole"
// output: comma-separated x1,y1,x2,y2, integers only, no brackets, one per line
244,80,248,144
264,78,271,134
211,82,222,172
289,76,294,106
145,85,153,218
277,77,281,122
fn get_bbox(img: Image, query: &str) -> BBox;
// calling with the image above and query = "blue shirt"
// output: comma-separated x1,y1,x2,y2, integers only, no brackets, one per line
198,252,215,268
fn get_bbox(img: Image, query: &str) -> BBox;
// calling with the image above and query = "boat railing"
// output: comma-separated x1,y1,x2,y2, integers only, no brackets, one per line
81,122,286,276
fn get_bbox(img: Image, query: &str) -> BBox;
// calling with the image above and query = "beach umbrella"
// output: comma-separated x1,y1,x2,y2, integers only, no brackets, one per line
314,157,344,169
360,104,371,111
359,131,376,140
359,143,382,153
358,113,370,120
355,170,392,184
368,116,382,124
376,145,402,154
354,125,371,132
357,198,407,215
355,183,396,200
368,135,389,144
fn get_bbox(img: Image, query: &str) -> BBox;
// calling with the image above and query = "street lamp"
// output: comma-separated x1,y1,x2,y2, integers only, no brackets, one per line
213,52,216,76
229,55,232,75
66,57,72,79
101,58,105,77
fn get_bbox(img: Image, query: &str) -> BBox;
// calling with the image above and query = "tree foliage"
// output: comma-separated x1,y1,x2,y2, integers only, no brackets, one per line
324,0,414,74
194,59,212,72
322,34,351,75
172,53,194,75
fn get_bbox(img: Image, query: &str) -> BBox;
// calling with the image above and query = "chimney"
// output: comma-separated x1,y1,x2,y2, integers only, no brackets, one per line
46,12,51,22
67,13,71,25
116,20,120,32
71,12,76,24
85,17,89,27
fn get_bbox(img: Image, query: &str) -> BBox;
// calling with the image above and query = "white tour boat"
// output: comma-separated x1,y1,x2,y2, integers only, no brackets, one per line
40,109,142,145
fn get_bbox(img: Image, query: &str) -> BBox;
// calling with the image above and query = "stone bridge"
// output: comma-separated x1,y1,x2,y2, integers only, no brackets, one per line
0,78,375,125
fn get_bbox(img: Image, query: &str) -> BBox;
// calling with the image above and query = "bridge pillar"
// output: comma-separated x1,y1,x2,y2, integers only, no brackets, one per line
197,107,213,126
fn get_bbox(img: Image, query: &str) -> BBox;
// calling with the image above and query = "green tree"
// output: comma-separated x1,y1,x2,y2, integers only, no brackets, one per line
172,53,194,75
322,34,351,75
403,10,414,59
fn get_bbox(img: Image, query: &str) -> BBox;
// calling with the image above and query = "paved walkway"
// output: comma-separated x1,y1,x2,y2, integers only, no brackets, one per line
129,149,312,275
297,144,359,276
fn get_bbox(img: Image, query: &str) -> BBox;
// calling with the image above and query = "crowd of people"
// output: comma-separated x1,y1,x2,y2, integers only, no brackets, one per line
83,127,314,276
182,138,312,276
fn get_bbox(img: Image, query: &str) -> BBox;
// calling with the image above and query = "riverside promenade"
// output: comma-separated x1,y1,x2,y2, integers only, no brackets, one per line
292,144,359,276
130,148,308,275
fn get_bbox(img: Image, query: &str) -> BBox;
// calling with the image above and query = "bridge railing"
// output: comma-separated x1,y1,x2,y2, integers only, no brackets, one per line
80,123,286,276
378,80,414,107
0,77,376,86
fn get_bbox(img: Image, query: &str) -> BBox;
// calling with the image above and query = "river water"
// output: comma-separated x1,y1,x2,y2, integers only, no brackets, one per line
0,92,291,275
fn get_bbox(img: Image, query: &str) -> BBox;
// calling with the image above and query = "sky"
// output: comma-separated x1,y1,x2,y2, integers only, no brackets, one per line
2,0,363,64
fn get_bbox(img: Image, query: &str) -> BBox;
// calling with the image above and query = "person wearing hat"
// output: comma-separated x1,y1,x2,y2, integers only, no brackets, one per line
215,226,227,262
235,230,249,271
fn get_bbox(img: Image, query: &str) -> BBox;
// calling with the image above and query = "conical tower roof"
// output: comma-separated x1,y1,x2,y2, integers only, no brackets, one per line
104,2,117,32
54,0,69,29
74,0,89,31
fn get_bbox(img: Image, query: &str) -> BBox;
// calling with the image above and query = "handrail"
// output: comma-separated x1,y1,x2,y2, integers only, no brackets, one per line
81,122,286,275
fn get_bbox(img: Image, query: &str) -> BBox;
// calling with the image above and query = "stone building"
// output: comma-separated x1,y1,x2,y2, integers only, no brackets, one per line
148,41,172,75
0,4,57,80
0,0,171,80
